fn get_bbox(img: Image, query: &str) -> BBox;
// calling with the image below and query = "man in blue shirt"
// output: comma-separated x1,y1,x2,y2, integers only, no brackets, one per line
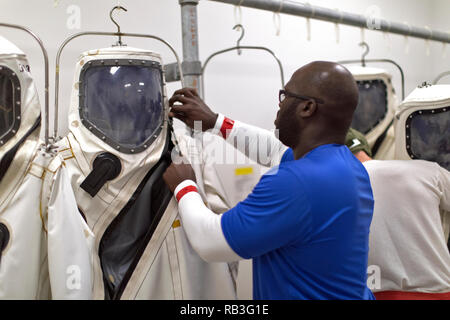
163,61,375,300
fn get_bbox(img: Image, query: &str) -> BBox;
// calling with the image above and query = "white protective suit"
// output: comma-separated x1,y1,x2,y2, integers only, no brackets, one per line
0,35,94,299
347,66,398,160
364,159,450,296
362,83,450,298
56,46,237,300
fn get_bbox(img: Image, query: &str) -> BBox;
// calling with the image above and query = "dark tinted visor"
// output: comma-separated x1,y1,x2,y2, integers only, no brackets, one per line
0,66,21,145
406,107,449,170
79,59,164,153
351,80,388,135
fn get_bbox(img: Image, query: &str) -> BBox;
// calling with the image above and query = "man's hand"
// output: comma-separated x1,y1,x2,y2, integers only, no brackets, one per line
169,88,218,131
163,162,197,193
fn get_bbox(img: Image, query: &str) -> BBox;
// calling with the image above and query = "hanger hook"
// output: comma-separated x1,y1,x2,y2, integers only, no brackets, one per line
359,41,369,67
110,5,128,45
233,24,245,55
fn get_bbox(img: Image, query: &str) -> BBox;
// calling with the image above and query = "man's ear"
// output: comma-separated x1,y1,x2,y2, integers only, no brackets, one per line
297,100,317,118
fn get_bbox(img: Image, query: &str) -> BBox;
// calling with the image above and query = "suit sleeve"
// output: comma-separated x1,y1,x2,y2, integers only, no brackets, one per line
438,165,450,212
47,164,94,299
212,113,288,167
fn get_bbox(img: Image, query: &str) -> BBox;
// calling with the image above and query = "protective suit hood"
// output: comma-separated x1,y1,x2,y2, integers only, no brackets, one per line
394,84,450,170
0,35,41,161
347,65,398,159
0,35,41,208
66,45,168,209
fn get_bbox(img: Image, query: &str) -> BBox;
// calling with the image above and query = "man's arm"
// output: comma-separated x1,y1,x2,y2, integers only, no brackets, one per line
169,88,287,167
164,162,310,262
163,162,241,262
174,180,243,263
211,113,288,167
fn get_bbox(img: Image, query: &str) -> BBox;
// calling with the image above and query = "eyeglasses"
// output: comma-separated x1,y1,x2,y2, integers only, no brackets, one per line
279,89,325,104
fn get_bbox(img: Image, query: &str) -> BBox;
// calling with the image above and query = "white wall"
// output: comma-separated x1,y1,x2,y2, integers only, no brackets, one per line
430,0,450,84
0,0,448,133
1,0,448,301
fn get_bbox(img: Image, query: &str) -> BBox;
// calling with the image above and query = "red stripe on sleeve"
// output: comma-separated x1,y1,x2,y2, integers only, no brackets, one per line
220,117,235,139
175,185,198,202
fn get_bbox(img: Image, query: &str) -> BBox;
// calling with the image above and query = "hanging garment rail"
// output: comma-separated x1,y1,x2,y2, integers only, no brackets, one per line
339,58,405,100
433,71,450,84
0,23,50,147
338,42,405,100
201,24,285,99
201,45,285,98
209,0,450,44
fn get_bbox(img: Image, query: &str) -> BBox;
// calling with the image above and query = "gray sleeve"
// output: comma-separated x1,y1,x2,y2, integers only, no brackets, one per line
437,165,450,212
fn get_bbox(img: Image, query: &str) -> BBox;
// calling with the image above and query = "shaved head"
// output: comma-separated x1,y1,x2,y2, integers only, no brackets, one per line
290,61,359,128
276,61,359,158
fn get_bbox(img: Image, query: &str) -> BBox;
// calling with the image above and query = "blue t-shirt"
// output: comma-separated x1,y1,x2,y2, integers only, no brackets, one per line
221,144,375,300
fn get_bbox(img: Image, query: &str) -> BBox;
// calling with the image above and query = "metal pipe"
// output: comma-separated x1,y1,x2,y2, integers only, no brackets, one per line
54,31,184,139
179,0,202,95
0,23,50,147
209,0,450,43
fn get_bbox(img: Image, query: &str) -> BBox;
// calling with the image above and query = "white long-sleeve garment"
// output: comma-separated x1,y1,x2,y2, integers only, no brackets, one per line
213,113,288,167
175,114,288,263
175,180,241,263
364,159,450,293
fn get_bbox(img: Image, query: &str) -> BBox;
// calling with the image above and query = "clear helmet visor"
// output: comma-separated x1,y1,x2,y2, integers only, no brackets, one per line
0,66,20,145
79,60,164,153
351,80,388,135
406,107,450,170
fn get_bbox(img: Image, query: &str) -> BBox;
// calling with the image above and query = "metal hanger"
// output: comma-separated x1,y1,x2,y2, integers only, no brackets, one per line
110,5,127,46
201,24,285,99
234,24,244,55
53,6,185,142
433,71,450,84
338,41,405,100
0,23,51,149
359,42,369,67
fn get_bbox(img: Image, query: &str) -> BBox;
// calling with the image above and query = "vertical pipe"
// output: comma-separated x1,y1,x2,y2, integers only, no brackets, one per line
179,0,202,96
178,0,207,198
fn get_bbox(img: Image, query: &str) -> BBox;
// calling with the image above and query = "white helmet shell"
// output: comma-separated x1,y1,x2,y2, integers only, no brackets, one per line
394,84,450,170
65,46,169,205
0,35,41,156
347,66,398,158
